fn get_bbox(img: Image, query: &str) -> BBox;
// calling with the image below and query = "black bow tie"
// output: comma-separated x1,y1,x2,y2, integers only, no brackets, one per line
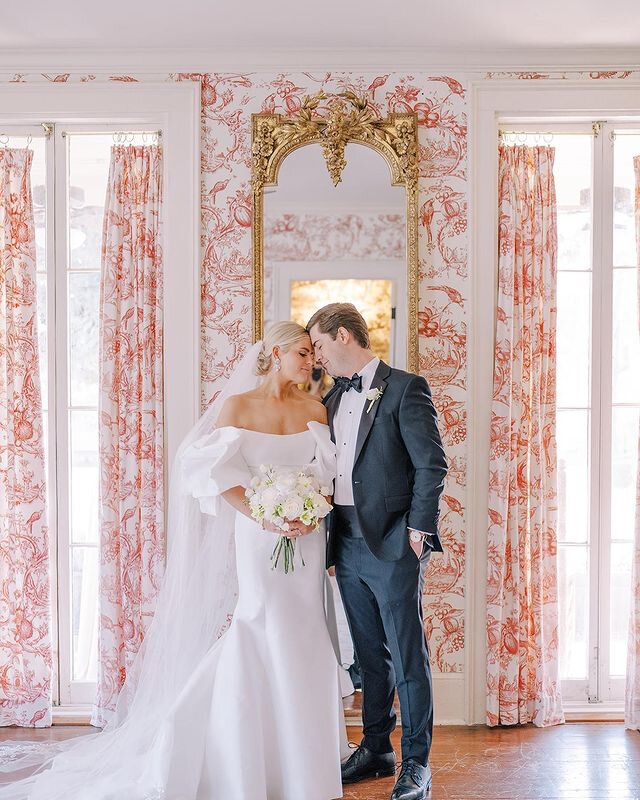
335,373,363,393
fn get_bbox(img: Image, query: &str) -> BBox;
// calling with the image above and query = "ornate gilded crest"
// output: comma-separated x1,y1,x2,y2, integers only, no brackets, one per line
251,91,418,190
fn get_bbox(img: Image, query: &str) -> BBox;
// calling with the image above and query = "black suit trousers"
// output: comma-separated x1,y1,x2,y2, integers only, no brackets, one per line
335,526,433,764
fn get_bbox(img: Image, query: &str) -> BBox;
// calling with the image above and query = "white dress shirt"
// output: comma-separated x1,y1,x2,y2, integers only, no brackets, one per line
332,356,436,548
333,356,380,505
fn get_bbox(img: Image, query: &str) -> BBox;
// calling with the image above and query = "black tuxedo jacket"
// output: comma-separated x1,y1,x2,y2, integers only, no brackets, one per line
324,360,447,566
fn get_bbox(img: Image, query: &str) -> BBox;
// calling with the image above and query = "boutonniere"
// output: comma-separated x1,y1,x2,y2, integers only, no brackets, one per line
365,387,384,413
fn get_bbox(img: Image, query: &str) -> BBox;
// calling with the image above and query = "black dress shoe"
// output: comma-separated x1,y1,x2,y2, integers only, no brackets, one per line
341,744,396,784
390,759,432,800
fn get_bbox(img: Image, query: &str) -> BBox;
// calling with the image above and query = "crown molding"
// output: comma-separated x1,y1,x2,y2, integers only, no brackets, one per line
0,46,638,74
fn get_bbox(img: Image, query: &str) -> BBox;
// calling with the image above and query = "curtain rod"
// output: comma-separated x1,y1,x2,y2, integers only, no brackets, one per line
499,130,595,142
0,126,162,144
499,128,640,142
0,122,51,141
61,130,162,140
0,133,37,146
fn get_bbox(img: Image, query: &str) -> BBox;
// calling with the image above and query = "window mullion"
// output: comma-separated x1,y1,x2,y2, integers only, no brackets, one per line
586,122,603,703
53,126,73,707
594,123,616,702
44,125,61,708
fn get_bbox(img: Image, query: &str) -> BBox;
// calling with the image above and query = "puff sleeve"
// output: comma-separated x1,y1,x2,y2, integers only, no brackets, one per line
308,421,337,494
180,427,251,516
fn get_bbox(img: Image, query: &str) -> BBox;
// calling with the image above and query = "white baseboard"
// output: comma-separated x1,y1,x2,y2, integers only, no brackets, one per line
52,706,93,725
563,702,624,722
433,673,466,725
345,672,467,727
56,674,468,728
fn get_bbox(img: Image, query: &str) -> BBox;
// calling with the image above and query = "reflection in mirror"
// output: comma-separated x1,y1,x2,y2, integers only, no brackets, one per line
264,143,407,369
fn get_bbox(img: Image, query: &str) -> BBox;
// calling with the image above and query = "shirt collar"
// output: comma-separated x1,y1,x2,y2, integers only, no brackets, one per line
359,356,380,390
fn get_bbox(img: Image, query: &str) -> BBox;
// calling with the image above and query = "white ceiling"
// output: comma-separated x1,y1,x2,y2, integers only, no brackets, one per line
1,0,639,55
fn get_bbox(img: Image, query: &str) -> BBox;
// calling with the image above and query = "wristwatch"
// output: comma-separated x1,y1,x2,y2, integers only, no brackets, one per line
408,528,436,547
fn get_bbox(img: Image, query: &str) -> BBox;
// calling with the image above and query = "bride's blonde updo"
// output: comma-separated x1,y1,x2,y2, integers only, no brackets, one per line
255,321,309,376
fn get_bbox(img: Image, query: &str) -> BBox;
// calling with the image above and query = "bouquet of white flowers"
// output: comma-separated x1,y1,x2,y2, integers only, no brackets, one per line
245,465,332,573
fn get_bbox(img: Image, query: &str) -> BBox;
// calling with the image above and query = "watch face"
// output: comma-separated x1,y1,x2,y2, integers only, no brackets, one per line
410,531,422,543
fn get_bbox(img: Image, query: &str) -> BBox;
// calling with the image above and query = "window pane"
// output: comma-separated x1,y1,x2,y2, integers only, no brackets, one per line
36,273,48,409
68,272,100,407
610,541,633,677
554,135,593,271
42,414,49,475
611,406,640,543
612,268,640,404
68,135,112,269
30,137,47,274
71,546,98,682
556,271,591,408
557,409,590,543
558,544,589,679
612,133,640,267
70,409,99,544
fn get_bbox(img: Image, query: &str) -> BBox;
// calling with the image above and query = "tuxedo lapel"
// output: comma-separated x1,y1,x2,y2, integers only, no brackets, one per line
323,384,342,443
353,360,390,466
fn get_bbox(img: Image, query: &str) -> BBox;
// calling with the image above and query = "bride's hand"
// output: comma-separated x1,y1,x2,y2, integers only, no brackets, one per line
287,520,317,537
261,519,285,534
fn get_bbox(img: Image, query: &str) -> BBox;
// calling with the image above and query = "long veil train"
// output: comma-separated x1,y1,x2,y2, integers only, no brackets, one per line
0,343,266,799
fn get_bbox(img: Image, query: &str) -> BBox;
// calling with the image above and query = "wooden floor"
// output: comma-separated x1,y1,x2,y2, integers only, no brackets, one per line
2,721,640,798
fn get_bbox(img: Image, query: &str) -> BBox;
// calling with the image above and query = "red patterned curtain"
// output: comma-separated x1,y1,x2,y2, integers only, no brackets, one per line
626,155,640,730
92,145,164,725
0,149,51,726
486,145,564,728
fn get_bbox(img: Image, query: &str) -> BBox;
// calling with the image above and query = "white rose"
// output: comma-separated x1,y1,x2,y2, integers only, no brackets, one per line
275,473,296,493
260,487,279,507
282,496,304,520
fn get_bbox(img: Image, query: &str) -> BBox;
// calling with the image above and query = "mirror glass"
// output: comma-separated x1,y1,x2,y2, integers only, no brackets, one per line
263,143,407,369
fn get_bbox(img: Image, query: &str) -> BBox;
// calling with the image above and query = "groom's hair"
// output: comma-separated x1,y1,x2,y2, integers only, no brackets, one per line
306,303,370,349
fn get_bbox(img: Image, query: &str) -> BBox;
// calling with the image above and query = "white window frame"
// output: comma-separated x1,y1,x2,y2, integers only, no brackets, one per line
0,83,200,717
468,80,640,723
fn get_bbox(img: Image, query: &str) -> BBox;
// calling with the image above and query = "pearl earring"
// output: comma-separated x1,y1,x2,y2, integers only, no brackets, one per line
274,357,281,372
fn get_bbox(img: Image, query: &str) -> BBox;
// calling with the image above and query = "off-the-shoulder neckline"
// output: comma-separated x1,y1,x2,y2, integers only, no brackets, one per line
218,420,328,437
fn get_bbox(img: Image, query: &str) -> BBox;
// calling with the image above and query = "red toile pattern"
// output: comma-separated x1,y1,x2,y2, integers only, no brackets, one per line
264,213,405,262
625,155,640,729
486,146,564,727
93,146,165,724
0,149,51,726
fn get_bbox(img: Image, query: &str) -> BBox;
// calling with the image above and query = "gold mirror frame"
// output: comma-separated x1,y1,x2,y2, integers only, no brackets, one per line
251,91,420,373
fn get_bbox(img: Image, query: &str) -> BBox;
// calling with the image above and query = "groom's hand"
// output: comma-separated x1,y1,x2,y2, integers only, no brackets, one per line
409,535,423,559
408,527,435,559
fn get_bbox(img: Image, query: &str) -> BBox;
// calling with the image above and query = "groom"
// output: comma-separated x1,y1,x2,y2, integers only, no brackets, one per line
308,303,447,800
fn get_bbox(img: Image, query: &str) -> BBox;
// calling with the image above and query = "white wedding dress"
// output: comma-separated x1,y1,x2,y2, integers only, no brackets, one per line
169,420,349,800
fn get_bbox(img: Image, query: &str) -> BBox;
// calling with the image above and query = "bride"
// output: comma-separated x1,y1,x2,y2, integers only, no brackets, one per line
0,322,349,800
